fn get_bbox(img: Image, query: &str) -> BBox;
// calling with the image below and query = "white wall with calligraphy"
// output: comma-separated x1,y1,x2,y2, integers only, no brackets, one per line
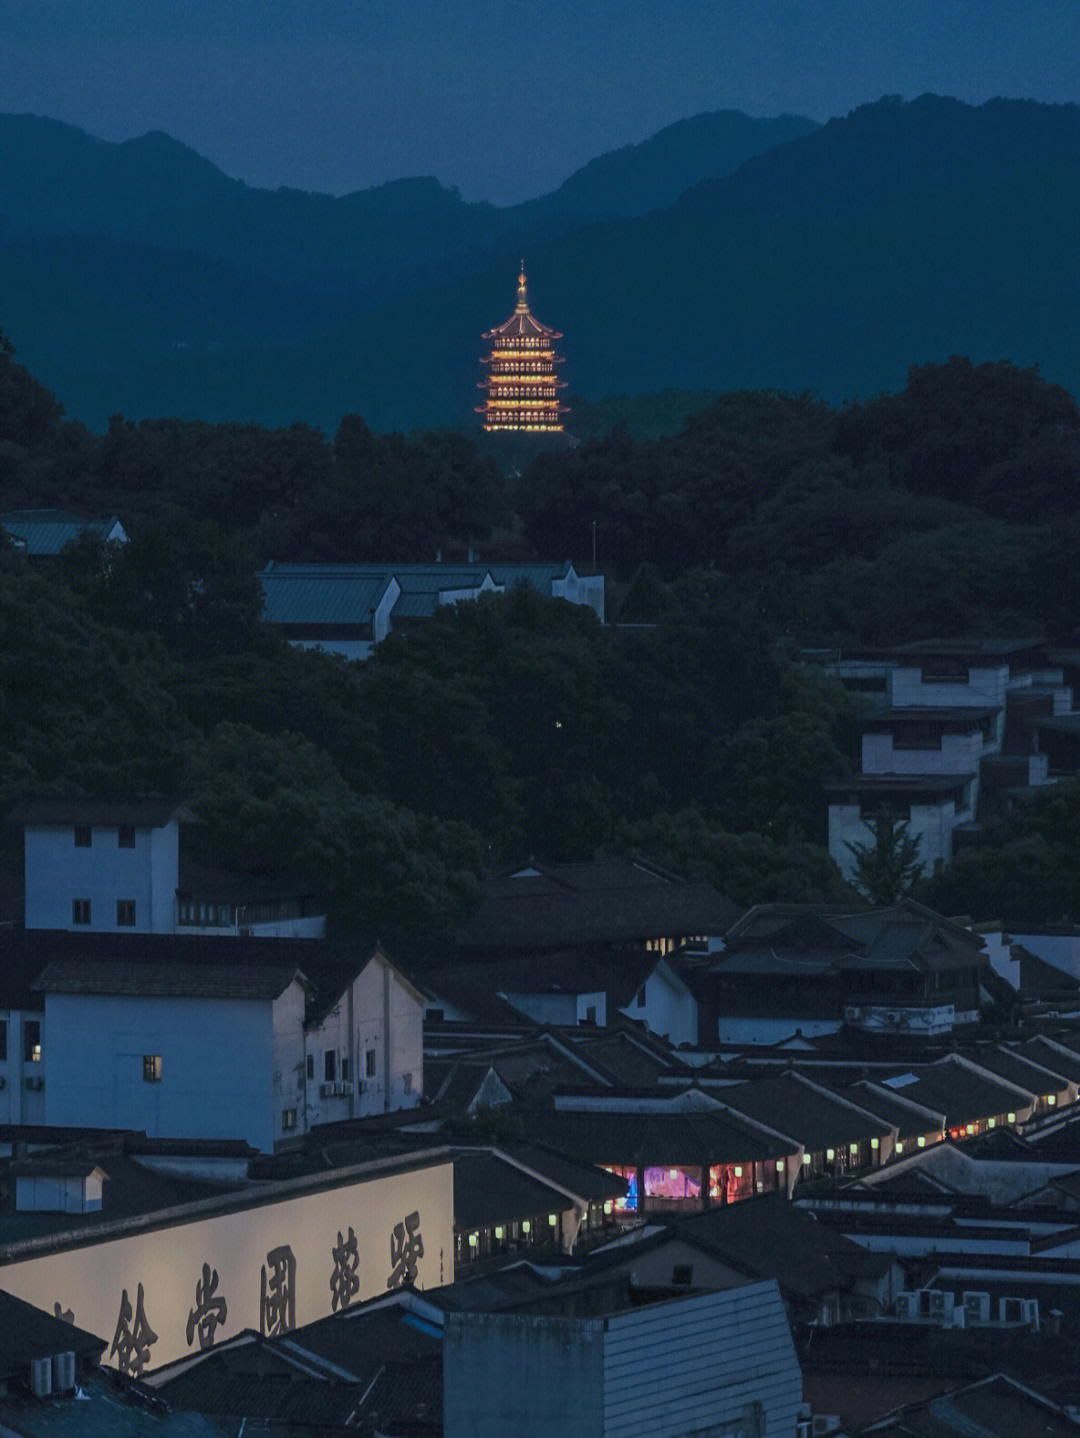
0,1156,454,1375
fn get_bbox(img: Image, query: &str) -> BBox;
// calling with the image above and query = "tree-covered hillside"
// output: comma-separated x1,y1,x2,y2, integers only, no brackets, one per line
3,336,1080,930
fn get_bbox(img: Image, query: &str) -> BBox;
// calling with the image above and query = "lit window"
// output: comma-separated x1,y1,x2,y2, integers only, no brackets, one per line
1049,1095,1057,1106
1007,1112,1016,1124
72,898,91,925
918,1136,926,1148
282,1107,297,1131
802,1153,811,1166
776,1159,785,1173
23,1021,41,1064
896,1142,904,1154
142,1054,162,1083
521,1220,531,1234
826,1148,835,1162
116,899,136,927
548,1213,558,1227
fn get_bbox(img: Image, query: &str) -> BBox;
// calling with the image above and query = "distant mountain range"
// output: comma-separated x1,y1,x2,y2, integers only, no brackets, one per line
2,97,1078,433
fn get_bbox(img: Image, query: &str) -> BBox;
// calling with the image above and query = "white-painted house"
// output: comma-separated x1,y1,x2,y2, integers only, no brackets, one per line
15,797,325,939
6,938,425,1153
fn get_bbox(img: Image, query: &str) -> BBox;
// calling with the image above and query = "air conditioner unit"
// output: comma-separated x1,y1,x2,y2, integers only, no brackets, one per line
29,1356,52,1397
963,1291,990,1323
927,1290,952,1321
895,1294,915,1318
336,1081,354,1096
320,1081,336,1098
53,1352,75,1393
885,1011,902,1026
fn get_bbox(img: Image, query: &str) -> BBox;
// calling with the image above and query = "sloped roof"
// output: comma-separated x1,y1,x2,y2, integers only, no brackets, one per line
453,1149,576,1228
675,1190,893,1300
0,1289,105,1380
722,1073,893,1150
874,1057,1033,1127
0,928,407,1029
482,270,562,341
518,1105,794,1167
260,561,581,627
461,860,739,951
259,566,390,626
36,959,303,1002
11,796,196,829
0,509,126,555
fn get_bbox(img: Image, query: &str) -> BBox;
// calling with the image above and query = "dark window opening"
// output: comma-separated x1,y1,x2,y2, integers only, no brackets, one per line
117,899,136,927
324,1051,336,1083
118,826,136,849
74,827,91,848
72,898,91,925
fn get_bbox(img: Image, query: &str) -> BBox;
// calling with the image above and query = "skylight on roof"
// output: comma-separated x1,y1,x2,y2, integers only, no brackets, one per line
882,1072,921,1088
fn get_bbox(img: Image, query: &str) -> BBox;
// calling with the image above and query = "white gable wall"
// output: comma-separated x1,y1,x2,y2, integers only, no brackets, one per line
305,956,424,1129
44,987,286,1151
619,963,697,1047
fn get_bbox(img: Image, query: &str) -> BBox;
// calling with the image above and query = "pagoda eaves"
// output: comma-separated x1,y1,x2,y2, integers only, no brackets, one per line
477,267,569,433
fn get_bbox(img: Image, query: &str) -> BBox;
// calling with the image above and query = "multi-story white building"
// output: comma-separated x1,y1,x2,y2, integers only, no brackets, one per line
15,797,324,939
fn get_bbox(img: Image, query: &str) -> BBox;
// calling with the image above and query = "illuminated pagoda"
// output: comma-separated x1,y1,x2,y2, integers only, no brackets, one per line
477,265,568,432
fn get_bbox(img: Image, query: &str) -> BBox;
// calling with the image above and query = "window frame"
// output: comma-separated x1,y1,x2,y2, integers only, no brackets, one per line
72,897,91,925
116,899,136,927
142,1054,162,1083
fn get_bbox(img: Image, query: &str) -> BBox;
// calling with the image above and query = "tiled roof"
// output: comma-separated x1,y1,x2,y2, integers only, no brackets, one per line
0,509,126,555
453,1149,576,1228
876,1057,1034,1126
259,567,390,626
518,1104,794,1167
0,928,401,1027
460,860,739,951
260,561,582,628
722,1073,893,1150
0,1289,105,1380
35,959,303,1001
11,796,195,828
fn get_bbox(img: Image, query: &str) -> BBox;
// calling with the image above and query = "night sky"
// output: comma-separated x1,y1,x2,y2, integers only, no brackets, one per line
3,1,1079,203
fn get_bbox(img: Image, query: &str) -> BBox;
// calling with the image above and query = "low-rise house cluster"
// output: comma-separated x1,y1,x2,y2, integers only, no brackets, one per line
818,638,1071,883
261,559,605,659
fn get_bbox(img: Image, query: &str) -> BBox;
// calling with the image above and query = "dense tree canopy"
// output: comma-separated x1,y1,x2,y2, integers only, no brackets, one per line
4,332,1080,929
